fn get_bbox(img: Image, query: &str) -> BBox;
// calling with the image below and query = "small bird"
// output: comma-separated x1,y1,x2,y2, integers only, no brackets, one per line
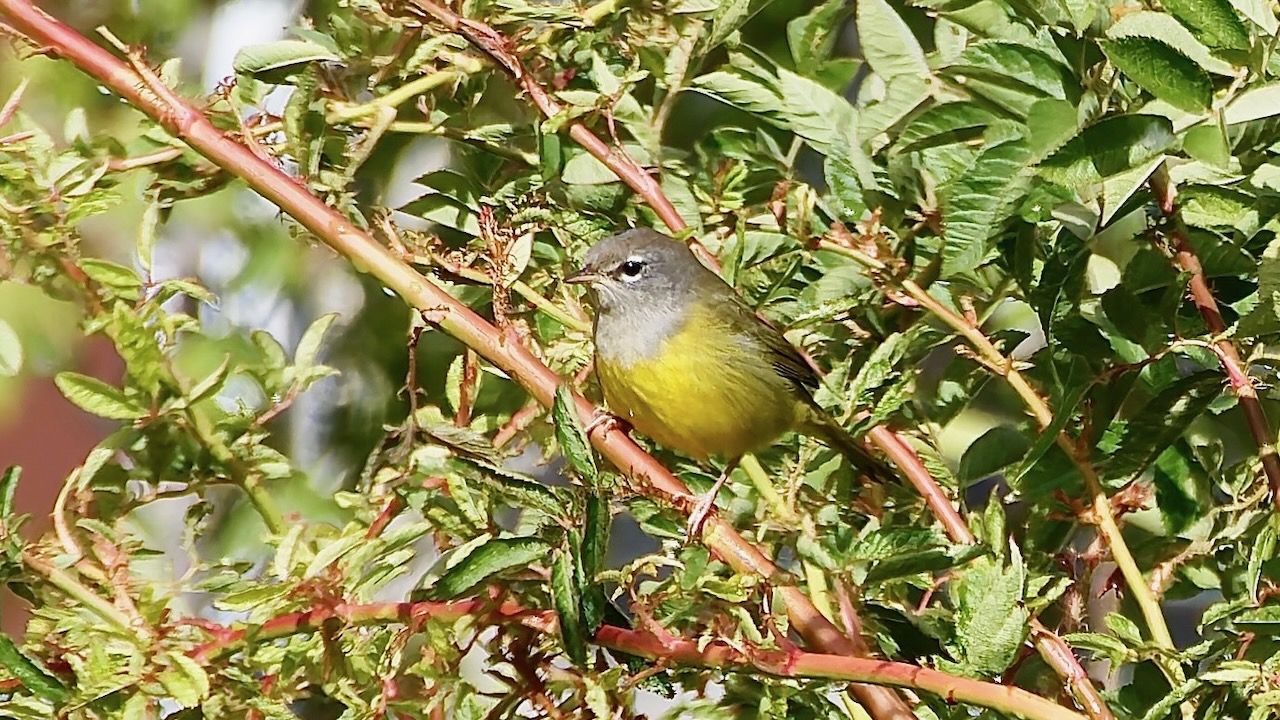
566,228,888,536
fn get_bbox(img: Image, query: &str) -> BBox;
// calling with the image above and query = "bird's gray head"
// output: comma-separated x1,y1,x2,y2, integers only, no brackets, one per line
565,229,708,316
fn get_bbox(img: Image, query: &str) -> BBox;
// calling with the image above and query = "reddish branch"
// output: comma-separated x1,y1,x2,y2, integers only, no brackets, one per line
0,4,912,718
1151,166,1280,508
183,598,1086,720
593,626,1088,720
188,599,539,664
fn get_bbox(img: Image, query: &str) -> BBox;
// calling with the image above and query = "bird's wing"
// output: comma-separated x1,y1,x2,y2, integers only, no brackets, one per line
723,292,820,393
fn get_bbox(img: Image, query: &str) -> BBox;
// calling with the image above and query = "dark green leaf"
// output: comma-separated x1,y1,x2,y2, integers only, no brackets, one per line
1101,38,1212,113
959,426,1031,483
864,544,985,583
552,547,588,666
1160,0,1250,49
581,493,610,630
1105,371,1222,481
1152,448,1204,534
554,384,597,480
1039,114,1175,186
0,634,69,704
421,536,553,600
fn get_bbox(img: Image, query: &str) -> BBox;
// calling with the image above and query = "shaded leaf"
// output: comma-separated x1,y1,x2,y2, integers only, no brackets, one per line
1039,114,1175,186
940,137,1033,275
552,546,588,666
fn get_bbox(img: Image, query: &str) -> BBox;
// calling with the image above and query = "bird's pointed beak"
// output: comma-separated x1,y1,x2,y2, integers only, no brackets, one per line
565,268,603,285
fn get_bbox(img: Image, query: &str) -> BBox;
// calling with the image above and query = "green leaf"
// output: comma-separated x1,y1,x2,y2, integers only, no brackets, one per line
691,52,859,155
945,545,1029,675
552,546,588,665
581,492,610,630
847,332,908,404
788,0,850,68
1223,83,1280,125
0,319,22,377
54,372,148,421
1104,371,1222,481
421,536,553,600
0,466,18,522
294,312,338,371
944,42,1073,116
1247,518,1277,601
1104,611,1144,646
857,0,929,81
1200,660,1262,684
171,355,231,410
1063,632,1131,665
864,544,985,583
940,137,1033,275
553,384,597,480
959,426,1031,483
232,39,340,77
1151,448,1205,534
156,652,210,708
1038,114,1175,186
706,0,775,50
0,634,69,704
80,258,143,301
1160,0,1250,50
823,135,879,222
1106,12,1237,76
895,102,1001,154
1101,37,1212,113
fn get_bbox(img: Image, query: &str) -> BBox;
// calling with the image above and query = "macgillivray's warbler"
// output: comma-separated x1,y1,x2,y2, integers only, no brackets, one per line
566,228,890,536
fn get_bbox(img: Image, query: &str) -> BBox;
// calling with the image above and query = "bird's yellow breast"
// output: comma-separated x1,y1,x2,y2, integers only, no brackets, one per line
595,307,805,460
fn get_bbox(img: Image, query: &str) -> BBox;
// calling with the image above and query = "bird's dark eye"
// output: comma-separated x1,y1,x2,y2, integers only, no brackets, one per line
619,259,645,278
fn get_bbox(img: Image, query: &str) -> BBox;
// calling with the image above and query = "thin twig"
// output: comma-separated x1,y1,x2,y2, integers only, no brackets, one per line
404,0,683,232
1150,164,1280,507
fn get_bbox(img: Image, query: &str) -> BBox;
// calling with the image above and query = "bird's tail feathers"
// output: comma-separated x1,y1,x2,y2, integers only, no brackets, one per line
801,415,897,483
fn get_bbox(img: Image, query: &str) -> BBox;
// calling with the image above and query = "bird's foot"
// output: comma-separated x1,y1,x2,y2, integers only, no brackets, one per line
685,492,717,541
584,408,630,437
685,465,735,542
